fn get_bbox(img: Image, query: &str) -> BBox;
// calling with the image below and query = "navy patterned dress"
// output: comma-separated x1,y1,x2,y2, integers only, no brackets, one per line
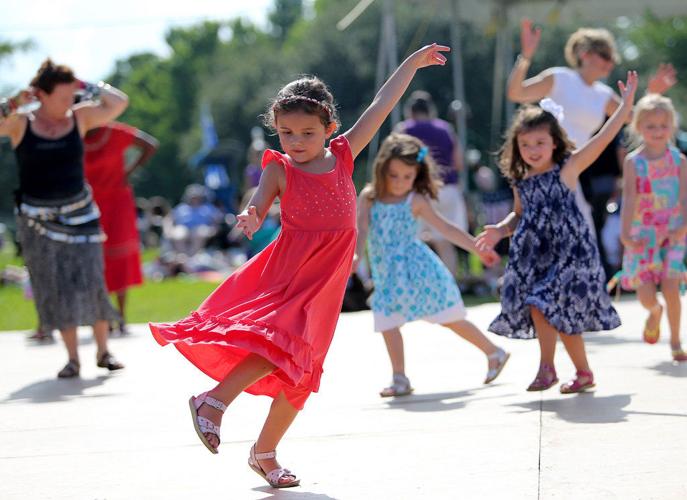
489,165,621,339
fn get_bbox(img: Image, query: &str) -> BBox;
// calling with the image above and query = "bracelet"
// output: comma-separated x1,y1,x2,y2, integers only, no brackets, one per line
0,97,17,118
79,81,104,100
516,54,532,66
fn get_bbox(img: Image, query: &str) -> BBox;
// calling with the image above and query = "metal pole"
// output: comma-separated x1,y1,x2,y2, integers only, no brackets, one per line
384,0,400,125
489,4,509,150
366,8,390,180
450,0,467,187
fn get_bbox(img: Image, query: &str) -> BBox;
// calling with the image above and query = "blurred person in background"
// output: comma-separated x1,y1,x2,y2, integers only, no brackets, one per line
0,59,128,377
397,90,467,277
84,122,159,335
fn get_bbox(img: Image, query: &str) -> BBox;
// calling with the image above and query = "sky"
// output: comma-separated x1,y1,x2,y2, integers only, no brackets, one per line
0,0,276,91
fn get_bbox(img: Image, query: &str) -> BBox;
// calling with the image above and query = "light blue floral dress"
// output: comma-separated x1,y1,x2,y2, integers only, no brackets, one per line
368,193,466,331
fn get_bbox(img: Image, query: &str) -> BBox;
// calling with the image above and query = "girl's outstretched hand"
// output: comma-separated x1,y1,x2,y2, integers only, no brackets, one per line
475,225,503,252
618,70,639,107
236,205,260,240
647,63,678,95
520,18,542,59
410,43,450,70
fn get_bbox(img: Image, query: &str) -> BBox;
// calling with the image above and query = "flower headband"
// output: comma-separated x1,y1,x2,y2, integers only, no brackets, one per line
274,95,331,119
416,146,429,163
539,98,565,122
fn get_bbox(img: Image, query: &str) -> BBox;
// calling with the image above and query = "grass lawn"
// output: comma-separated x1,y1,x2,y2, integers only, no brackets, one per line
0,243,499,332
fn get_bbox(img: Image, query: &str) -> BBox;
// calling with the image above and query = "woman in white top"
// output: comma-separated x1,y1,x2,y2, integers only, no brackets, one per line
506,19,677,230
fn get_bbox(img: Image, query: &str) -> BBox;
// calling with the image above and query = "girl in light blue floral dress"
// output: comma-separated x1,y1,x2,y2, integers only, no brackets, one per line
476,72,638,394
355,133,509,397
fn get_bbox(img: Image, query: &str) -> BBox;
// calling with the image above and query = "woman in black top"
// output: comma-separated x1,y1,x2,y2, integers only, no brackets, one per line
0,59,128,378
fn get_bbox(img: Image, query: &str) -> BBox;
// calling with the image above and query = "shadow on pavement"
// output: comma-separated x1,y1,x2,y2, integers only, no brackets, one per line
381,386,517,413
254,486,339,499
649,360,687,378
2,375,114,404
509,393,687,423
585,333,646,346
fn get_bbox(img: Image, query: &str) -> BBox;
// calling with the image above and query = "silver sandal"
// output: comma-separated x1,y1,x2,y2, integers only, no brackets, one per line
248,444,300,488
380,373,413,397
484,347,510,384
188,392,227,454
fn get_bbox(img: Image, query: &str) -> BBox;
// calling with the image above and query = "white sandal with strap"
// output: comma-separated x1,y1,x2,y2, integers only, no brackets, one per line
188,392,227,454
484,347,511,384
248,444,300,488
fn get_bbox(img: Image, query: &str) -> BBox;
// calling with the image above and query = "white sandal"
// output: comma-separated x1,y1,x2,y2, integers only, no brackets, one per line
248,444,300,488
484,348,510,384
188,392,227,454
379,373,413,397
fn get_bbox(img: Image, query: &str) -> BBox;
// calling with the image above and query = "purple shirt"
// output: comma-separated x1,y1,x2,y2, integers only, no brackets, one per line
400,118,458,185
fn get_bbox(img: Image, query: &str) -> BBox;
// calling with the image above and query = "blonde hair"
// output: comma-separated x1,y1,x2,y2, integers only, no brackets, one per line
365,133,440,201
564,27,620,68
627,94,678,148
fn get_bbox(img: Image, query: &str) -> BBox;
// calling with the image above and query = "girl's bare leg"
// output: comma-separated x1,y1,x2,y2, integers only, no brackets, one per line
381,328,405,375
60,326,79,362
661,277,682,350
558,333,591,373
530,307,557,367
254,391,300,480
443,320,500,369
637,282,662,330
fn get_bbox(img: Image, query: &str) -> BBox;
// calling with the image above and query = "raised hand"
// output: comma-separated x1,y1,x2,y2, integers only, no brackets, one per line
618,70,639,108
647,63,678,95
409,43,450,70
520,18,542,59
236,205,260,240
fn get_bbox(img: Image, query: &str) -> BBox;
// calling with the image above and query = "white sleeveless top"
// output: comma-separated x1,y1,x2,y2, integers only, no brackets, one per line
547,67,614,148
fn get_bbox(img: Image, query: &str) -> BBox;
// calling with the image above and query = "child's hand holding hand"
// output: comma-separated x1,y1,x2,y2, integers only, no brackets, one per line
409,43,450,70
236,206,260,240
476,246,500,268
475,225,505,252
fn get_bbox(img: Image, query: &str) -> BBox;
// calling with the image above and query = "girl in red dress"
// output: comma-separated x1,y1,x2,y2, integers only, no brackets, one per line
84,122,158,333
149,44,450,488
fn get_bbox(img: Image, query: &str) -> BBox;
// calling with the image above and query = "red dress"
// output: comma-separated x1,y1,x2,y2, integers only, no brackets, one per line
84,123,143,293
150,136,357,409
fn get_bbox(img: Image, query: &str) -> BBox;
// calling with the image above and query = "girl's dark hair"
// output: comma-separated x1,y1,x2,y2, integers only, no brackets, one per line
498,105,575,181
404,90,437,119
30,59,76,94
263,75,339,131
366,133,441,201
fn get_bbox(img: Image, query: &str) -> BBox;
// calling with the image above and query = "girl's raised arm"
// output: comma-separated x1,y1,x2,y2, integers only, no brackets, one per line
344,44,450,159
563,71,638,182
506,19,553,103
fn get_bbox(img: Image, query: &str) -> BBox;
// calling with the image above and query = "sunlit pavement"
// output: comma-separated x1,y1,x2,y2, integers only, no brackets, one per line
1,299,686,499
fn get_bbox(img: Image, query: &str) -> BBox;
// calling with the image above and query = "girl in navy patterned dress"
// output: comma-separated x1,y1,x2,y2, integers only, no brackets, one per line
355,133,508,397
476,72,638,393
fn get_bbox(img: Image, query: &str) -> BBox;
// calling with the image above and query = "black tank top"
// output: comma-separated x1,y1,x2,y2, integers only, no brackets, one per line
14,116,85,200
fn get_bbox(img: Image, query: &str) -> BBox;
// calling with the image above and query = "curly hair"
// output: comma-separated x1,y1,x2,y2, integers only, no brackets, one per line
263,75,340,131
30,59,76,94
365,133,441,201
499,105,575,181
564,27,620,68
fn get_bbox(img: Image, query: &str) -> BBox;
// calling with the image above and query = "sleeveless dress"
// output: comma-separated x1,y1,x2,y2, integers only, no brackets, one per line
84,123,143,293
620,146,686,289
368,193,466,331
149,136,357,410
488,165,621,339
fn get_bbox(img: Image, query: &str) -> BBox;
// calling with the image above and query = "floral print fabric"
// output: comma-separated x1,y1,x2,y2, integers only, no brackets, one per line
489,165,621,338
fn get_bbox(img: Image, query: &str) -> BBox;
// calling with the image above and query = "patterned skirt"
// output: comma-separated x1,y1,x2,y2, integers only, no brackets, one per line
16,189,118,331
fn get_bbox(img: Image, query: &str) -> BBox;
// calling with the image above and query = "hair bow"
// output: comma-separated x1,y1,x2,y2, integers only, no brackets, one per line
416,146,429,163
539,98,565,122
